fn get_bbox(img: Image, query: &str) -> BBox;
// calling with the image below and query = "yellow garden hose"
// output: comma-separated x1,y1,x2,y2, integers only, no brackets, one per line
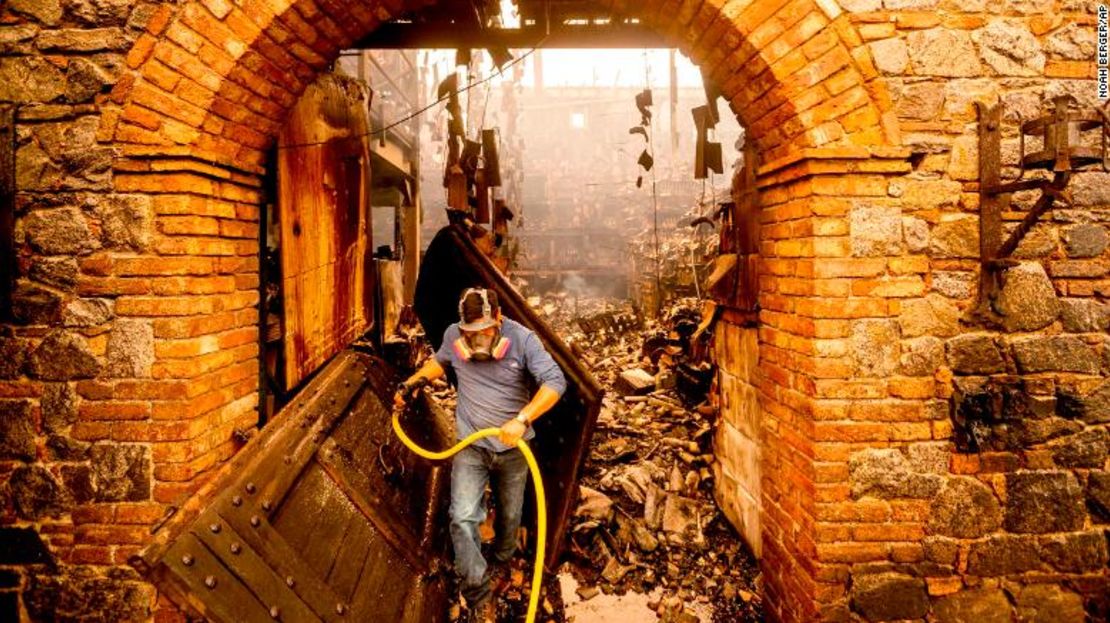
391,410,547,623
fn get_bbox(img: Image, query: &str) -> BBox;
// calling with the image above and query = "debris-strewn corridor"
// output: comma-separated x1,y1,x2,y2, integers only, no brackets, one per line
424,295,763,622
3,0,1110,622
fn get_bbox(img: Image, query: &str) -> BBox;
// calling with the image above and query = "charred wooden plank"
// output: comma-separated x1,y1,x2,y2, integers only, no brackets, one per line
192,513,323,623
278,72,374,389
135,351,451,622
161,533,273,622
326,511,374,602
215,503,347,622
296,466,359,579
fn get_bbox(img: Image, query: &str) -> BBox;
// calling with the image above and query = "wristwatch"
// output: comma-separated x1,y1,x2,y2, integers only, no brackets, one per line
514,413,531,428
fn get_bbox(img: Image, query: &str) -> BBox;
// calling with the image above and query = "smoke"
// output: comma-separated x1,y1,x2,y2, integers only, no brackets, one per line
559,271,626,300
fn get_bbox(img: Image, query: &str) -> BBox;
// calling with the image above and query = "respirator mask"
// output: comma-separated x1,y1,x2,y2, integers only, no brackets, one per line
454,288,510,362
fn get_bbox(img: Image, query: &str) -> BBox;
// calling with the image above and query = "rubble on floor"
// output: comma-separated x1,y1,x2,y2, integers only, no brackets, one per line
537,294,762,622
432,292,761,622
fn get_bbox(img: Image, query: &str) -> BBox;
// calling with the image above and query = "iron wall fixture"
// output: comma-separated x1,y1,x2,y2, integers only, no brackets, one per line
973,95,1108,321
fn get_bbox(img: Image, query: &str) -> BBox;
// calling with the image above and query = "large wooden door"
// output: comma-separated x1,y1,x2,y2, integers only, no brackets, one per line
278,73,375,390
133,352,454,622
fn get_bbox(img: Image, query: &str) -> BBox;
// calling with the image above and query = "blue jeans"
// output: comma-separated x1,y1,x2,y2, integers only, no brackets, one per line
449,444,529,605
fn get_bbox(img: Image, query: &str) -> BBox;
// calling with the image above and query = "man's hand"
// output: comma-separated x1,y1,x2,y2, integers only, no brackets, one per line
499,418,527,447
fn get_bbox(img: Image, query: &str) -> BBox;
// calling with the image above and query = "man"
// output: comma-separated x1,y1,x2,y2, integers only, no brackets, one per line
395,287,566,623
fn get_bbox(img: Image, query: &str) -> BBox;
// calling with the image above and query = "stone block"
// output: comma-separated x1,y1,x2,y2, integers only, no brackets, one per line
0,400,36,461
65,57,114,103
16,142,64,191
994,263,1059,332
923,536,959,566
902,216,929,253
8,0,63,25
22,207,95,255
1015,584,1086,623
946,334,1005,375
928,217,978,259
851,205,904,257
9,465,71,520
947,135,978,181
98,195,154,251
901,179,963,210
1059,299,1110,333
11,280,63,325
906,442,949,473
1004,471,1085,533
41,382,77,433
1088,471,1110,521
1004,0,1055,13
62,298,114,327
29,257,78,290
899,294,961,338
898,336,943,376
1012,336,1099,374
24,567,153,622
850,319,900,376
34,28,129,52
927,476,1002,538
47,434,90,461
1046,23,1096,60
849,448,942,499
87,444,151,502
967,534,1041,575
1063,223,1108,258
895,82,945,121
849,572,928,622
868,38,908,75
0,337,28,379
975,19,1045,76
66,0,135,27
1009,223,1059,259
907,28,982,77
999,416,1082,449
933,589,1012,623
1039,531,1108,572
105,319,154,378
1055,381,1110,423
26,330,101,380
1050,428,1108,468
1071,171,1110,207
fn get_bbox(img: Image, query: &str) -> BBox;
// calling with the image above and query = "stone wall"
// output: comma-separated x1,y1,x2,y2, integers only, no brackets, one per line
800,2,1109,621
0,0,1105,622
1,1,260,620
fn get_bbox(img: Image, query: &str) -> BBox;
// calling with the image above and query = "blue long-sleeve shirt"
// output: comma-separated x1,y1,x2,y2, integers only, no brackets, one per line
435,318,567,452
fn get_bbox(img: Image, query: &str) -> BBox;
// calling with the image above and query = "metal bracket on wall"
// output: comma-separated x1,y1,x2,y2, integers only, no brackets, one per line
971,97,1108,323
0,106,14,321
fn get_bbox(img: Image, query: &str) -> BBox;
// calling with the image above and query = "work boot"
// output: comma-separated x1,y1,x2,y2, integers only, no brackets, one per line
468,597,496,623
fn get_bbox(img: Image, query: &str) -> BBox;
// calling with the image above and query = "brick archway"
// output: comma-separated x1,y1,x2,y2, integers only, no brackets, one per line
96,2,898,622
111,0,898,170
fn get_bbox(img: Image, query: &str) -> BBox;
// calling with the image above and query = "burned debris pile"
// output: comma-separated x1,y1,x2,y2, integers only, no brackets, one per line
530,293,762,623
